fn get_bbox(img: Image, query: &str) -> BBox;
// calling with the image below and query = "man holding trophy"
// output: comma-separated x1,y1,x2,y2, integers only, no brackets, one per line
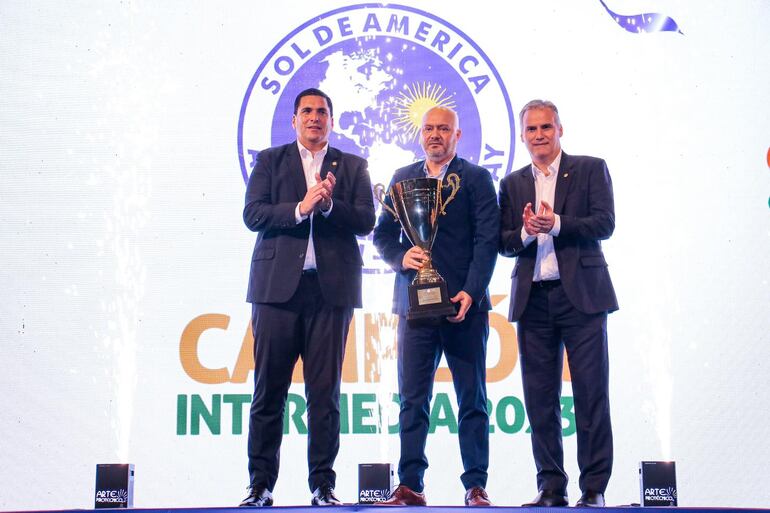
373,107,499,506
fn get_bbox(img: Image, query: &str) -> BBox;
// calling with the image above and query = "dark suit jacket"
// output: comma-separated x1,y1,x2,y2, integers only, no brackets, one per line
373,156,499,316
244,142,375,307
499,152,619,321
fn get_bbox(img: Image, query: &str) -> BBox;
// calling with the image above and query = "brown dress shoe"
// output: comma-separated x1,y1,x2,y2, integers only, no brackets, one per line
465,486,492,506
377,485,427,506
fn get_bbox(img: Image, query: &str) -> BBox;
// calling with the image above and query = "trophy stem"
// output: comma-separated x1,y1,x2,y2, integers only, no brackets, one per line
413,251,444,285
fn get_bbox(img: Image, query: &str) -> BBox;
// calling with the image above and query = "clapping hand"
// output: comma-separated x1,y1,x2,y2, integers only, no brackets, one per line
523,201,555,234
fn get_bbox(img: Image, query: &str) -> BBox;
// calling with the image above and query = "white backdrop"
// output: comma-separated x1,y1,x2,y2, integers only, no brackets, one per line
1,0,769,510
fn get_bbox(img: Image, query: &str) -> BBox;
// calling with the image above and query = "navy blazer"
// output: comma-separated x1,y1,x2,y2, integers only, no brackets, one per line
499,152,619,321
373,156,499,316
244,142,375,307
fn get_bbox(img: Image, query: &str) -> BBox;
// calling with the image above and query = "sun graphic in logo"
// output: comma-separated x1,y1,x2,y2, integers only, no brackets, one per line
392,82,456,142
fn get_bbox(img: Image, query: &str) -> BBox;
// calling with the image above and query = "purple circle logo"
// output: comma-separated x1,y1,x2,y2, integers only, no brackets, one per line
238,3,515,273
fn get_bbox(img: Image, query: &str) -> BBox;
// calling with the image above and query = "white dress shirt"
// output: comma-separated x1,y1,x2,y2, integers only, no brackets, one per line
294,141,333,271
423,159,451,179
520,151,563,281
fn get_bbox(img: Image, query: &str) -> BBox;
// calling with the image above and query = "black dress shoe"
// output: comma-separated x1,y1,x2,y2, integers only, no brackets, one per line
522,489,568,507
240,486,273,507
575,491,605,507
311,485,342,506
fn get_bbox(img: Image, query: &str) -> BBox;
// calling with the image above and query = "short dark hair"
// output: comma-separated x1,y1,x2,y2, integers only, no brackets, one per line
294,88,334,117
519,99,560,127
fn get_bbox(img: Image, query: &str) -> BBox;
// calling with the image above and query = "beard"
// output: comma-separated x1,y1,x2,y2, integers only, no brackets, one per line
425,144,449,161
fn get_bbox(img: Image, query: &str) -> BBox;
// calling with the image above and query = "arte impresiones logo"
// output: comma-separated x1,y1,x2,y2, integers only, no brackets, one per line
238,3,515,273
644,487,677,502
95,489,129,504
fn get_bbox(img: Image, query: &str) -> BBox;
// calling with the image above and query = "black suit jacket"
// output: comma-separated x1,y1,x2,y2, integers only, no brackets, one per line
244,142,375,307
373,156,499,316
499,152,619,321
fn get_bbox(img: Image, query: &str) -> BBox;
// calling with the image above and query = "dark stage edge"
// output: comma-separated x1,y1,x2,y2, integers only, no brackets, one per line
4,506,770,513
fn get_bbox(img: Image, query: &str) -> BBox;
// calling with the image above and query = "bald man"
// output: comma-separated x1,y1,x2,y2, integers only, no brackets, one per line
373,107,499,506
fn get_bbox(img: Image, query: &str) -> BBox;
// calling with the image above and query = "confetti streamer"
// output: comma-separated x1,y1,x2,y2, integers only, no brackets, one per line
598,0,683,34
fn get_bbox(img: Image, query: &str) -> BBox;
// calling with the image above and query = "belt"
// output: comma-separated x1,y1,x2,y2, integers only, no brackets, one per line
532,279,561,289
301,269,318,276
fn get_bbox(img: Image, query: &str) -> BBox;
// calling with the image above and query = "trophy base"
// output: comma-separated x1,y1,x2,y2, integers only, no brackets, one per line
407,281,457,320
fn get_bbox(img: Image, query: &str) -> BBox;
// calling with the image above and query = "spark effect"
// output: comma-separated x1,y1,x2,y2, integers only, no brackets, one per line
598,0,683,34
367,313,400,459
392,82,456,142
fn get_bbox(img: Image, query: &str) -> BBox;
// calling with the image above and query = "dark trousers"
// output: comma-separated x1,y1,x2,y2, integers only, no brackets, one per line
247,272,353,492
396,312,489,493
518,282,613,494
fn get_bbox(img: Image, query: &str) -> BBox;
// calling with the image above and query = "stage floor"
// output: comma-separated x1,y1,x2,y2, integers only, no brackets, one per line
5,506,770,513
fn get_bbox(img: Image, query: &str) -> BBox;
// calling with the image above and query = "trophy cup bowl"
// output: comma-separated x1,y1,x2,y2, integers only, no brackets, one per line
374,174,460,320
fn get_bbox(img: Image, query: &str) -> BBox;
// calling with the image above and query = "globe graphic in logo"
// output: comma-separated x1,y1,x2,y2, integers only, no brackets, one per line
270,36,482,193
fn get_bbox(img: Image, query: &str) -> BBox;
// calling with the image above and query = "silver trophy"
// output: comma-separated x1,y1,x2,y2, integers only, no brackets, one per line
374,174,460,320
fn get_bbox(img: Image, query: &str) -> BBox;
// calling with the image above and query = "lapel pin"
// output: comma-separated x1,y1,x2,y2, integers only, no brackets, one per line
563,173,569,178
332,161,338,167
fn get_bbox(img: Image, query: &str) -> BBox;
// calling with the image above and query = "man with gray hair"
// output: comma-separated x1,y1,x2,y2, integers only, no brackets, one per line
499,99,618,508
374,106,499,506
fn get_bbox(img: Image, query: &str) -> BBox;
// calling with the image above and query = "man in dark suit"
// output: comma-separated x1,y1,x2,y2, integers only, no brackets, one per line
373,107,498,507
240,88,375,507
499,99,618,508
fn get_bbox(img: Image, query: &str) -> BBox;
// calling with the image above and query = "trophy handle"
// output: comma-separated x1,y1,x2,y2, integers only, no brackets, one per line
439,173,460,215
373,183,399,219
